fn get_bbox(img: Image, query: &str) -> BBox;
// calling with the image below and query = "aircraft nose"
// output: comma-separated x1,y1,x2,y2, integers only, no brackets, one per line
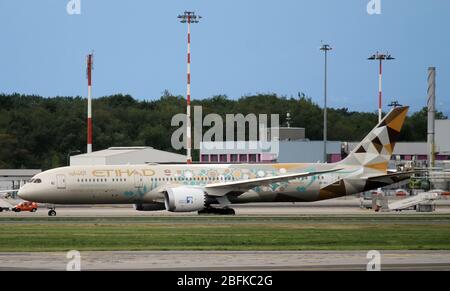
17,187,31,201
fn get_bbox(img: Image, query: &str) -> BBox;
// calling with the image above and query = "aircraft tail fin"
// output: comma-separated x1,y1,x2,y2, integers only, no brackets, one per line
338,106,409,173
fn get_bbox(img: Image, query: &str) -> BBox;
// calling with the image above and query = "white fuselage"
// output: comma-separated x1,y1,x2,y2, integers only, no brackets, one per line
18,163,360,205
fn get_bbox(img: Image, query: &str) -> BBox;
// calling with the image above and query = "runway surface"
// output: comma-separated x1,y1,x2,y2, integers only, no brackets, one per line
1,198,450,217
1,250,450,271
2,198,450,271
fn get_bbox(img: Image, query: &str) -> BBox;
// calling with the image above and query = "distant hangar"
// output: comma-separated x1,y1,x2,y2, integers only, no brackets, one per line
70,147,187,166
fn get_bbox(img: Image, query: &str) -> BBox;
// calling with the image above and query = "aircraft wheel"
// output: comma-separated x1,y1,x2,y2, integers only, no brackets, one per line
226,208,236,215
31,208,37,212
198,207,235,215
220,208,235,215
48,210,56,216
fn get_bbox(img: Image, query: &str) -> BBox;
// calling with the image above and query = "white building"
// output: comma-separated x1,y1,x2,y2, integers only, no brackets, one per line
70,147,186,165
436,120,450,154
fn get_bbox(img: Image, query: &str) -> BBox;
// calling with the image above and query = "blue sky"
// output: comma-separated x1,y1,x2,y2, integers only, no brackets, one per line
0,0,449,114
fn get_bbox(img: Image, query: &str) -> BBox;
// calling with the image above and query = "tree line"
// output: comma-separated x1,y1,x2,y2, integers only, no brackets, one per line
0,92,446,169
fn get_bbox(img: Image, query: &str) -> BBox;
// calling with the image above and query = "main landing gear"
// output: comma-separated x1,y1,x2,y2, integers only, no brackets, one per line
47,207,56,216
198,207,236,215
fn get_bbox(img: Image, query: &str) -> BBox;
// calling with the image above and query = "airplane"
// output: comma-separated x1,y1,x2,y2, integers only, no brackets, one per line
18,106,413,216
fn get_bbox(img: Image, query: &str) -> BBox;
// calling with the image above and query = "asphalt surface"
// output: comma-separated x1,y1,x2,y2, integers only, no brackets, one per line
1,197,450,217
1,250,450,271
1,198,450,271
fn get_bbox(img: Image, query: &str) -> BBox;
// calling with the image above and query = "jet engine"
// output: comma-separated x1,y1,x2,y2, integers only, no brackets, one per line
134,202,166,211
164,187,206,212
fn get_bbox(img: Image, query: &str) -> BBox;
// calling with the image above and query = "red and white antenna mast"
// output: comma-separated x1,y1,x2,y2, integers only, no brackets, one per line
86,53,94,153
368,52,395,123
178,11,201,164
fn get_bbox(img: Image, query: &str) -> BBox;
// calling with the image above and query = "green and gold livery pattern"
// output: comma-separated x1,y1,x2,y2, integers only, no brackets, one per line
317,106,409,200
69,107,410,204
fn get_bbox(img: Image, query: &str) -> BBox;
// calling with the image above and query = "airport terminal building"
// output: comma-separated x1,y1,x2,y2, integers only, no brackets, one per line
200,120,450,165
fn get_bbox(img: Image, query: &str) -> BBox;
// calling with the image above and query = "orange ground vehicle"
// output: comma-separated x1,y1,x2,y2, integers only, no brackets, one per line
12,201,38,212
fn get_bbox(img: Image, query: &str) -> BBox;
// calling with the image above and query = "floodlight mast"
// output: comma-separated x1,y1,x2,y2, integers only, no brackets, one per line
178,11,202,164
368,52,395,123
320,44,332,163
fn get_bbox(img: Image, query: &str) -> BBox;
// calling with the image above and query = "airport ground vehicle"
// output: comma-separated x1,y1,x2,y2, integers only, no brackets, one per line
12,201,38,212
395,189,409,197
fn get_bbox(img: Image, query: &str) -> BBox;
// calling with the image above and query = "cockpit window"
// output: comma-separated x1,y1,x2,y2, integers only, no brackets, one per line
34,179,42,183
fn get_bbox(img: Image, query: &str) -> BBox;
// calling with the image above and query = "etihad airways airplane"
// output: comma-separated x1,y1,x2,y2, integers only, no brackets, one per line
18,106,412,216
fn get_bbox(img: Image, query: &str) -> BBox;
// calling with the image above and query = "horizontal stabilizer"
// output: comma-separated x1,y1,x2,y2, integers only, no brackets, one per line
363,171,417,184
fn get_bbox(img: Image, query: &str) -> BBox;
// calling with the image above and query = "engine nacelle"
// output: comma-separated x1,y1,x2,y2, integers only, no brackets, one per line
134,203,166,211
165,187,206,212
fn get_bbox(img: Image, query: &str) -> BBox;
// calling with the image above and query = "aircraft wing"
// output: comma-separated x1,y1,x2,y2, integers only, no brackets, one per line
362,171,416,184
204,168,342,197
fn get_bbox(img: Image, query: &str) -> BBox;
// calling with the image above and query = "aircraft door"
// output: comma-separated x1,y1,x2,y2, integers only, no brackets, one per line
134,174,143,189
56,174,66,189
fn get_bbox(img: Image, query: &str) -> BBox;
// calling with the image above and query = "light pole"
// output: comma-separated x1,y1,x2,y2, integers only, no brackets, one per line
178,11,201,164
368,52,395,123
67,150,81,166
320,44,332,163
